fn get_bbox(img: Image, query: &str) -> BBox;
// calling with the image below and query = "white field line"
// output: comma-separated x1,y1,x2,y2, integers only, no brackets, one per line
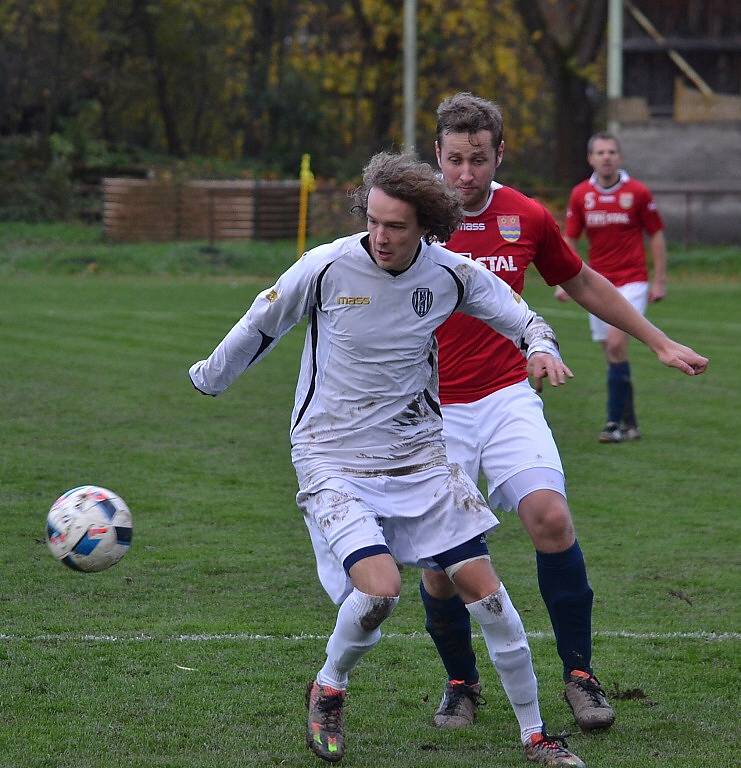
0,630,738,643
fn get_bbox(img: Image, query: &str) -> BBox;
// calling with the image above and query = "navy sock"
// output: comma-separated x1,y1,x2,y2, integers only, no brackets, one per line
621,364,637,426
536,540,594,680
419,580,479,684
607,361,631,423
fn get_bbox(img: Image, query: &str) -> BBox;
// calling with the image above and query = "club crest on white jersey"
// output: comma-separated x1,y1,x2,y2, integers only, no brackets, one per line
412,287,433,317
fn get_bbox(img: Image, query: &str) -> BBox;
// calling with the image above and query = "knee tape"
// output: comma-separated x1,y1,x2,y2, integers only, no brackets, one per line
444,554,491,580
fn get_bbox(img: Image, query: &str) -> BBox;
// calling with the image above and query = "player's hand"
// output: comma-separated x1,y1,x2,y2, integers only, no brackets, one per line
655,339,709,376
528,352,574,393
649,280,666,302
553,286,571,302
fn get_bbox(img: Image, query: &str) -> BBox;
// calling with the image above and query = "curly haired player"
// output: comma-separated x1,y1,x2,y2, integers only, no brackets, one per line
191,151,589,766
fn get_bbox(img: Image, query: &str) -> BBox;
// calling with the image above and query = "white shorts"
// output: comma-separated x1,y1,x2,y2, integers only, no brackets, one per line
298,464,499,604
589,281,648,341
442,380,565,512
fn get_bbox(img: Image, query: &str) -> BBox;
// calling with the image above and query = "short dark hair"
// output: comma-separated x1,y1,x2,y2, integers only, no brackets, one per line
587,132,621,154
436,92,504,149
352,152,463,243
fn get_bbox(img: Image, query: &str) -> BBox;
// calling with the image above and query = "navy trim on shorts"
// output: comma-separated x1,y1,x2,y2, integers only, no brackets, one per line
432,535,489,571
343,545,390,573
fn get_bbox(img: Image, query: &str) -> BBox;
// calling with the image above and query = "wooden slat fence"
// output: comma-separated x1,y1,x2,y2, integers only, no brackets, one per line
104,178,300,242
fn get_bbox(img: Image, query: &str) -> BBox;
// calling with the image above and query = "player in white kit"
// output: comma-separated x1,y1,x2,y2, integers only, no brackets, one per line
190,152,587,766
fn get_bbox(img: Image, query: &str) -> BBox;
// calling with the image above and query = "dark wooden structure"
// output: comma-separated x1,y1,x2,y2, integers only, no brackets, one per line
104,179,300,242
622,0,741,118
611,2,741,244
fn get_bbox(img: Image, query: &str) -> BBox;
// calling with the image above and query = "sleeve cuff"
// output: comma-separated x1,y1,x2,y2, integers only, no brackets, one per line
189,372,216,397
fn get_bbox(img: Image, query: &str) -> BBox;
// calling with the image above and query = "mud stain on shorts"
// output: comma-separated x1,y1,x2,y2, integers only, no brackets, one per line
448,463,491,516
317,490,356,530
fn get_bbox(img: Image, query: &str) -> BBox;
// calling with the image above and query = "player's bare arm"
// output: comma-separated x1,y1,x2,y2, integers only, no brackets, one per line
560,264,708,375
648,230,667,302
554,236,580,301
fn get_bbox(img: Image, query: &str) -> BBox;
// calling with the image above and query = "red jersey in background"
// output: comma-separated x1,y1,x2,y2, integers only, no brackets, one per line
565,170,664,287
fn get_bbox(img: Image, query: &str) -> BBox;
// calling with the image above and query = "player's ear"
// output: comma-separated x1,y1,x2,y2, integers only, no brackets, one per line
435,140,442,168
496,141,504,168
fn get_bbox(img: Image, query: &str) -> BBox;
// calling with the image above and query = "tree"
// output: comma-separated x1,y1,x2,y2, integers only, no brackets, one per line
515,0,607,185
0,0,607,188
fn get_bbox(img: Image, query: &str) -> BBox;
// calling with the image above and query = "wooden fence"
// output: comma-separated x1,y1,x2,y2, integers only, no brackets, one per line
103,178,301,242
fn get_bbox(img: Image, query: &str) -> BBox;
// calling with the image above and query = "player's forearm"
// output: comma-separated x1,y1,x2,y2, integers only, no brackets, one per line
189,315,266,395
649,231,667,282
561,265,666,350
468,269,562,359
521,315,561,361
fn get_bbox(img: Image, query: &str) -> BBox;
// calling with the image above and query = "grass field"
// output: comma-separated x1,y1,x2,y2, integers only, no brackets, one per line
1,225,739,767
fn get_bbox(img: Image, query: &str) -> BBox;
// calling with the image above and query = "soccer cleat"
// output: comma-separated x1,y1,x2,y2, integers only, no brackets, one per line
524,728,586,767
620,423,641,441
598,422,623,443
564,670,615,731
432,680,484,728
306,680,346,762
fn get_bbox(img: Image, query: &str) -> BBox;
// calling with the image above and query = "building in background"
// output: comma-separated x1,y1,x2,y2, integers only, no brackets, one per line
608,0,741,245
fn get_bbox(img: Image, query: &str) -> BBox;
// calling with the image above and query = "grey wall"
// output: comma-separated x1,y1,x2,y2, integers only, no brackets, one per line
618,121,741,245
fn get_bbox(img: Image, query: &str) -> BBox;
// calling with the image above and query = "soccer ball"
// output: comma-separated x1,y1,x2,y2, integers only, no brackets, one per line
46,485,133,572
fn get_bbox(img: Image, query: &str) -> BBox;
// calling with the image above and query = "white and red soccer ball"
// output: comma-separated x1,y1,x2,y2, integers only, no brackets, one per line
46,485,133,572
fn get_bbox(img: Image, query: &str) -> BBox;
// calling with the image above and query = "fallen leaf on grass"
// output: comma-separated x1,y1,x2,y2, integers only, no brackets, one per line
668,589,693,606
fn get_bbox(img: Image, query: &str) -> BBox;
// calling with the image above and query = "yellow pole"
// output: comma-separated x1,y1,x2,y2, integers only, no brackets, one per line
297,153,315,259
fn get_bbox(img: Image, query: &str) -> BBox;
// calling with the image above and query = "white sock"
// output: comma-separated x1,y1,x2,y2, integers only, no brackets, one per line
317,588,399,690
466,583,543,743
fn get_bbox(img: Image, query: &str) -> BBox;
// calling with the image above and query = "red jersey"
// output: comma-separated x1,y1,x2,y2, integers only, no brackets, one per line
565,171,663,287
437,184,583,405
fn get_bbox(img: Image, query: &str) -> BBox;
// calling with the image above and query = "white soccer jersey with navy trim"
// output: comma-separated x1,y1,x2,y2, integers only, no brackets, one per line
190,233,542,491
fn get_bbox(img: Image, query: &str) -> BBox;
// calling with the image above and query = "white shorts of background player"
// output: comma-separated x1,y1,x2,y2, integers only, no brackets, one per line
589,280,649,342
442,379,566,513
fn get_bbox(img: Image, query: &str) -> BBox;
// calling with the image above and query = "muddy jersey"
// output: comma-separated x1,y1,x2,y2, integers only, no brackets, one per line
566,170,663,287
437,184,583,405
190,232,558,491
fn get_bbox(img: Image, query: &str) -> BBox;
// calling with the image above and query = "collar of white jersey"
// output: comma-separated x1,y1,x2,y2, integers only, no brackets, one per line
461,182,503,217
589,169,630,193
358,232,424,276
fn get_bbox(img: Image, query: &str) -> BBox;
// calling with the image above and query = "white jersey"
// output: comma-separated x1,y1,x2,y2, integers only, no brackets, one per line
189,233,555,492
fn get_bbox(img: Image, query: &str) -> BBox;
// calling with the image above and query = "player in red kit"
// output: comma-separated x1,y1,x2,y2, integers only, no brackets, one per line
563,133,666,442
419,93,708,737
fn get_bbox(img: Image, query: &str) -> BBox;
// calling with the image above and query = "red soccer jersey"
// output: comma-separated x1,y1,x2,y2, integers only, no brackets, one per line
565,171,664,287
436,184,583,405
